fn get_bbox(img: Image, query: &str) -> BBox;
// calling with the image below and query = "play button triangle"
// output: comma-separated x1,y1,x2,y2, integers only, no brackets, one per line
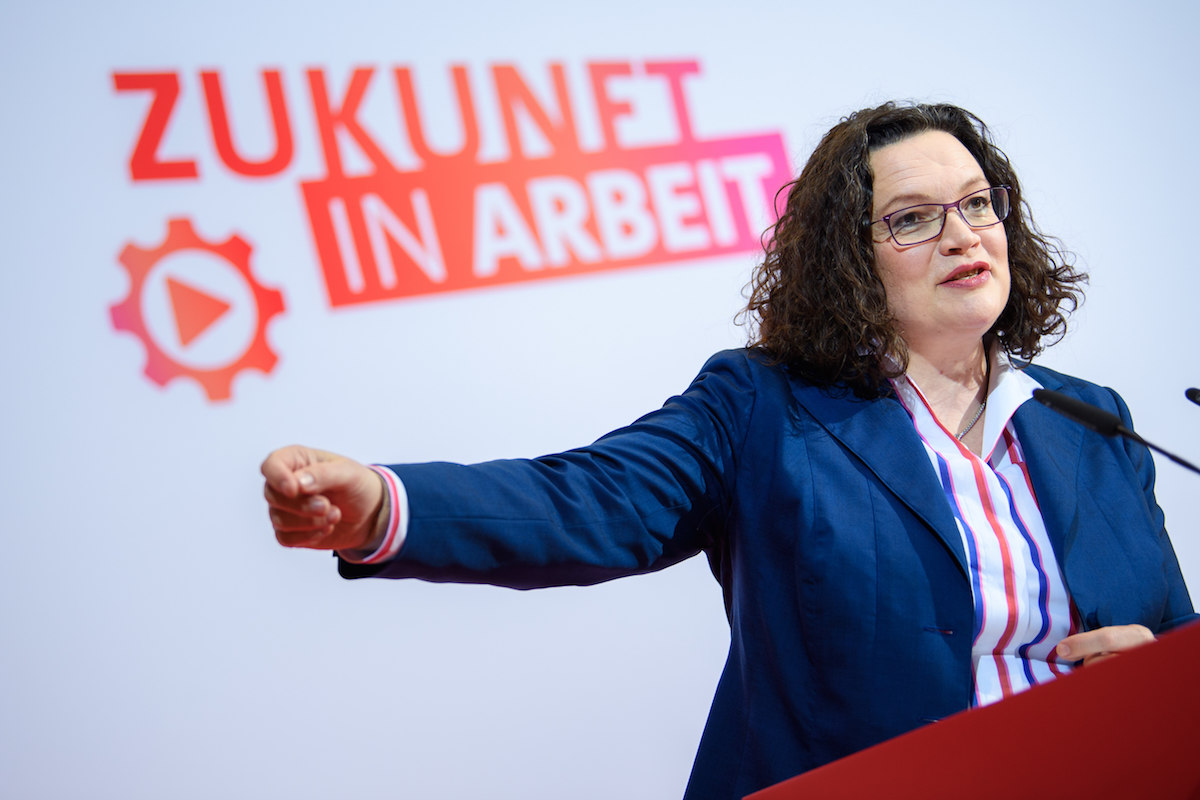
167,276,232,347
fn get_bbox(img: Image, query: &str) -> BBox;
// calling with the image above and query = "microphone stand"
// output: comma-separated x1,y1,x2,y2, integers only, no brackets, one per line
1033,389,1200,478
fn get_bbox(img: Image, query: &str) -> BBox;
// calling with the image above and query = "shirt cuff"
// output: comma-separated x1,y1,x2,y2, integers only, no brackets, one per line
337,465,408,565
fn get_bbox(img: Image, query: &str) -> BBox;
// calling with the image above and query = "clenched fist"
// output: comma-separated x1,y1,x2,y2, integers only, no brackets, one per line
261,445,388,552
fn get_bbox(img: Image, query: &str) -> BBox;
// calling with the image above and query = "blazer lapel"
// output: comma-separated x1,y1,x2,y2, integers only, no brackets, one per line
788,380,969,578
1009,367,1127,630
1010,376,1084,565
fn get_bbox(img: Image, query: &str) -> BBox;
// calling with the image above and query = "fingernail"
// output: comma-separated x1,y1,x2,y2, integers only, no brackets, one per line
299,472,315,488
306,526,334,545
304,497,326,514
1057,643,1071,657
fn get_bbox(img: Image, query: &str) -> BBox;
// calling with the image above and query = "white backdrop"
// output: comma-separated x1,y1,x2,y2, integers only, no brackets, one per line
3,2,1198,798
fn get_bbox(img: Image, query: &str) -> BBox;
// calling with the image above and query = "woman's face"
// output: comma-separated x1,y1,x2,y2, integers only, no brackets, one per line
869,130,1010,358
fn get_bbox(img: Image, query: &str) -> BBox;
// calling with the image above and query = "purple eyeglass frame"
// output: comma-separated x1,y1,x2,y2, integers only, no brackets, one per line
872,185,1011,245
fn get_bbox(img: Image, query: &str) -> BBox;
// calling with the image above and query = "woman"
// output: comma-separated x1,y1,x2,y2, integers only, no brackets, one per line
262,102,1195,799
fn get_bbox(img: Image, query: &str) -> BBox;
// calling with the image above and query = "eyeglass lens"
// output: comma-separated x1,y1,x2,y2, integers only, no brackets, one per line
887,187,1009,245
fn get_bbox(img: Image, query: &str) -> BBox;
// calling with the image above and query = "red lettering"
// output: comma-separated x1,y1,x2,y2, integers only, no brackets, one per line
527,176,603,267
393,66,480,162
645,60,700,143
306,67,397,177
108,59,792,306
112,71,199,181
201,69,294,177
302,136,793,307
646,162,709,252
587,169,658,259
473,183,544,276
492,63,579,159
587,62,634,151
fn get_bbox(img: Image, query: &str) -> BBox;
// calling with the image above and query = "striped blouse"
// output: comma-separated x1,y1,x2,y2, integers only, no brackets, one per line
891,355,1077,706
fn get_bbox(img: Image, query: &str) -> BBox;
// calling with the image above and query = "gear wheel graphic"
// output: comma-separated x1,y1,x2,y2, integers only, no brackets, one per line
111,217,285,401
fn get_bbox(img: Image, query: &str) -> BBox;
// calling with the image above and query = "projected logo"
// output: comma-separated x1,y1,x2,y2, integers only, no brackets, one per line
112,59,790,398
110,218,285,401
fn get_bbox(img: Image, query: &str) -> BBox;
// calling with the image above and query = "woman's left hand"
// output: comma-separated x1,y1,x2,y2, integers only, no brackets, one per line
1055,624,1156,666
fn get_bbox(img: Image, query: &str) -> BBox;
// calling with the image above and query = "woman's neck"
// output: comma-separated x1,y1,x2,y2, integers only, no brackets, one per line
905,341,989,399
904,341,991,451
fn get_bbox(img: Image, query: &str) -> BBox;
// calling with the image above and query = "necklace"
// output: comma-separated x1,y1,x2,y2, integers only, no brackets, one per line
956,398,986,440
955,352,992,441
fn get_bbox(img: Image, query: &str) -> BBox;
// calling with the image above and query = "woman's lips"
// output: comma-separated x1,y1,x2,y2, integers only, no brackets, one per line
941,262,990,287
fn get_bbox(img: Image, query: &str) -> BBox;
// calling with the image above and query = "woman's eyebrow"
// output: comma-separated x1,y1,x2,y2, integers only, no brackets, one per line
878,178,989,212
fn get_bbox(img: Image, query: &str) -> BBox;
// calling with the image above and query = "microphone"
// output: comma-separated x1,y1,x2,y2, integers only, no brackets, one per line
1187,387,1200,407
1032,389,1200,477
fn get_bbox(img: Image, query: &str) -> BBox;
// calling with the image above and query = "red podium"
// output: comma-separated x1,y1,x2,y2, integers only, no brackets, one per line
748,622,1200,799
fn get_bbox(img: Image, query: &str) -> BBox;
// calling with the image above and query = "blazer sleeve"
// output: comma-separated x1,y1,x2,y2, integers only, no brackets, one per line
338,350,758,589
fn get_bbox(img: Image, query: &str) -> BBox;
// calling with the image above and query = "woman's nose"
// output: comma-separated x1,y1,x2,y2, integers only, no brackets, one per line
938,208,982,252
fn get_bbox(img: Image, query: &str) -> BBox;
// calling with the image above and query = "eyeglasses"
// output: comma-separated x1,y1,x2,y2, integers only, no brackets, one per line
871,186,1011,246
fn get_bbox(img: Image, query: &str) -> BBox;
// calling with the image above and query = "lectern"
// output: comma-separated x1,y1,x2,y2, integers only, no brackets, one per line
748,622,1200,799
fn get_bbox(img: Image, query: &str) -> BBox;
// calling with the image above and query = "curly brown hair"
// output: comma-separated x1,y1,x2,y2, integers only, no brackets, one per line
744,101,1086,397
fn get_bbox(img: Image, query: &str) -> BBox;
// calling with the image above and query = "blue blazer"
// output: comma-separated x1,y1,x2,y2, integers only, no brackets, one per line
342,349,1195,799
